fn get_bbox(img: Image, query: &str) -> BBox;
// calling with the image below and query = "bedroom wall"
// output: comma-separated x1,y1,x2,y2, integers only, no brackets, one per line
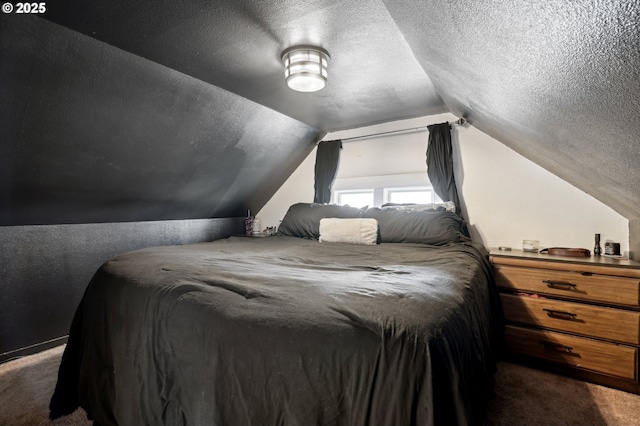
0,218,244,363
258,113,629,254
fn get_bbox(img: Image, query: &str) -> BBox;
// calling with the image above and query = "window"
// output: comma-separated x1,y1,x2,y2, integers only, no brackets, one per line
332,173,442,207
385,187,436,205
335,190,374,208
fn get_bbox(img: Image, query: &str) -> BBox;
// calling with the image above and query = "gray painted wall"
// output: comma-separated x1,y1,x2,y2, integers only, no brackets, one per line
0,218,243,362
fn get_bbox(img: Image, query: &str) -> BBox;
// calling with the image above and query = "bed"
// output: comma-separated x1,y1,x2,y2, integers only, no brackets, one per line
50,203,503,425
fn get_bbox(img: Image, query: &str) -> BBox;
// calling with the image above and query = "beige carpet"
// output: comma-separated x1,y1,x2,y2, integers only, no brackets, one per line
484,362,640,426
1,345,639,425
0,346,91,426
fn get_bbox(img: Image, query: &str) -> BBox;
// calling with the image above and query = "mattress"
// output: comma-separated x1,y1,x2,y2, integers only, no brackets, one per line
50,236,502,425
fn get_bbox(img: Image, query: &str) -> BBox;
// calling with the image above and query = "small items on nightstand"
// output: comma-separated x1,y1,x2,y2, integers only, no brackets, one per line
252,218,262,234
265,226,278,236
245,210,253,235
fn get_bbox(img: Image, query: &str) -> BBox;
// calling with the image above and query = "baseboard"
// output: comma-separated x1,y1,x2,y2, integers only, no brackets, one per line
0,336,68,364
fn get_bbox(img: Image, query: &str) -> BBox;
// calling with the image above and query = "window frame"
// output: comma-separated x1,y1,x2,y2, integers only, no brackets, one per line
332,173,441,207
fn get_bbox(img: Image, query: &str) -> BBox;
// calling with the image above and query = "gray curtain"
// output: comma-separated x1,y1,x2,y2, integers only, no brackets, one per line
314,140,342,204
426,123,462,214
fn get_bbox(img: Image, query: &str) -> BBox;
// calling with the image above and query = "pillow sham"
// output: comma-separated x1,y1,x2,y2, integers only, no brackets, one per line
319,218,378,245
363,208,469,244
381,201,456,213
277,203,363,239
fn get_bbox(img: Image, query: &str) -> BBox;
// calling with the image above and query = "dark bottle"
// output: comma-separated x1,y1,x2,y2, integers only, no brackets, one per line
594,233,602,256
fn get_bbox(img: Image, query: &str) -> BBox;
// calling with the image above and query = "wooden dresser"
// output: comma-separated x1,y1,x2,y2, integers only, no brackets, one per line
490,249,640,394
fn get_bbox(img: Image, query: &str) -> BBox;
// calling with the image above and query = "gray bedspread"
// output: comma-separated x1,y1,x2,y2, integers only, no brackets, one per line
50,236,502,426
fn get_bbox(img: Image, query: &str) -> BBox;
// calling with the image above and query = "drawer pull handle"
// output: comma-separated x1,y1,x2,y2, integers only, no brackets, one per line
543,308,577,320
543,280,577,290
539,340,575,353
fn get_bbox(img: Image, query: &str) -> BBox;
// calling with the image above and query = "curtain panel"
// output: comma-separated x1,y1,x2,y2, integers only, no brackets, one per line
313,140,342,204
426,123,462,214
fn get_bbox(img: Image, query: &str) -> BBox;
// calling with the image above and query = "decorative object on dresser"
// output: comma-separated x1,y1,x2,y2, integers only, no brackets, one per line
539,247,591,257
490,248,640,394
594,233,603,256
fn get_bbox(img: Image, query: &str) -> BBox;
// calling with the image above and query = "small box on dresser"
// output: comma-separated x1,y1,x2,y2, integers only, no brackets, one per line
490,248,640,394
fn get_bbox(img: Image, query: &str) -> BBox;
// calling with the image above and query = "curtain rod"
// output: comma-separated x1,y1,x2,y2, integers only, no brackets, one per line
324,118,466,143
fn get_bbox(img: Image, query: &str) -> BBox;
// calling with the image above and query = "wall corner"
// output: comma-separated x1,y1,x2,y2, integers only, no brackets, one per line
628,217,640,261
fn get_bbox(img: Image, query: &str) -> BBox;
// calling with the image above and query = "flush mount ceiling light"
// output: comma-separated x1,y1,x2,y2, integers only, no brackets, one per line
281,45,330,92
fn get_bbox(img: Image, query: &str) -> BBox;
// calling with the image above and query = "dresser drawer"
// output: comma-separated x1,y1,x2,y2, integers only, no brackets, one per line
495,265,640,307
501,294,640,345
505,325,638,380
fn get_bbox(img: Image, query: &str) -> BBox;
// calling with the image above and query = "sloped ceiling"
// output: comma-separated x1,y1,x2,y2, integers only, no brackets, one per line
382,0,640,221
2,1,639,242
40,0,445,130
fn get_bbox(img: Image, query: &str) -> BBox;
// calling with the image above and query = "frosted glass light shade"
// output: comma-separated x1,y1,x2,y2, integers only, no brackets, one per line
281,46,330,92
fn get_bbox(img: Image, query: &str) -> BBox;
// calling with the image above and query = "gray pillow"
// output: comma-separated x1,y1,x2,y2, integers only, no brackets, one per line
380,201,456,212
277,203,363,239
363,208,469,244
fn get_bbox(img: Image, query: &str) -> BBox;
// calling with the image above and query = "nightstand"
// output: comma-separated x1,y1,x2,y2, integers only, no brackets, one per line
490,248,640,394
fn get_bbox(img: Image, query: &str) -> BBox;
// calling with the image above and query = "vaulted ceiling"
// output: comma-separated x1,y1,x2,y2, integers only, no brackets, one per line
2,1,639,248
40,0,447,130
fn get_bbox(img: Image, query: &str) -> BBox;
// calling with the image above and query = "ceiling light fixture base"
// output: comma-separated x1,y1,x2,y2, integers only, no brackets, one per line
281,45,330,92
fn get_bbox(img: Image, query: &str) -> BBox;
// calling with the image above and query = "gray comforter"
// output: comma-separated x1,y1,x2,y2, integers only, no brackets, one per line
50,236,501,425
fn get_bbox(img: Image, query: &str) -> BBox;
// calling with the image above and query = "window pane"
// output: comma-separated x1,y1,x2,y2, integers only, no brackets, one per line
337,191,374,207
388,190,431,204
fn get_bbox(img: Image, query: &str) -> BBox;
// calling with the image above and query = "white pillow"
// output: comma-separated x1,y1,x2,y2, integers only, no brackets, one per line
319,218,378,245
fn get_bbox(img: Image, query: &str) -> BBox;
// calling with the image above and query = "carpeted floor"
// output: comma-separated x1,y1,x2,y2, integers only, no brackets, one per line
483,362,640,426
0,346,91,426
1,345,639,425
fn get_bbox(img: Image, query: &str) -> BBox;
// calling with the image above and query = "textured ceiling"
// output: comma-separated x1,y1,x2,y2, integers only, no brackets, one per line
41,0,446,131
382,0,640,222
3,1,640,243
